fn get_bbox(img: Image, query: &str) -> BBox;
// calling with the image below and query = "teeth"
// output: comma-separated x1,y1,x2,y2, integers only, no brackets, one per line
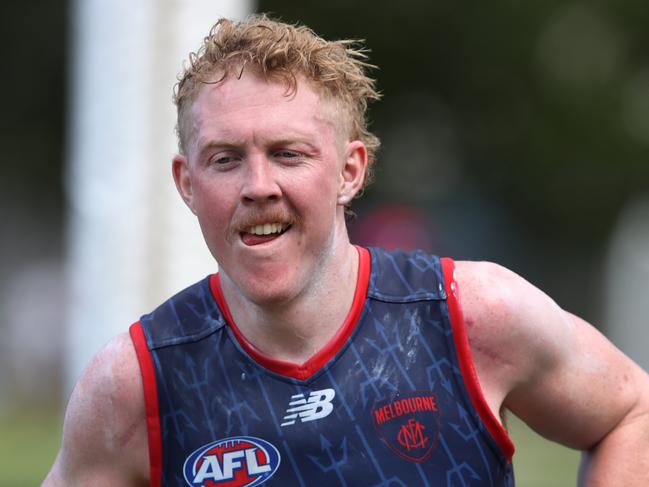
245,222,288,236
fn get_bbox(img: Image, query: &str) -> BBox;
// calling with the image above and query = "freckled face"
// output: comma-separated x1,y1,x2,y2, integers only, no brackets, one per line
173,72,356,305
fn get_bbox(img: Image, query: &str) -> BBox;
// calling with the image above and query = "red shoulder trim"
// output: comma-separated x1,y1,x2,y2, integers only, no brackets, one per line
440,258,515,462
129,322,162,487
209,246,371,381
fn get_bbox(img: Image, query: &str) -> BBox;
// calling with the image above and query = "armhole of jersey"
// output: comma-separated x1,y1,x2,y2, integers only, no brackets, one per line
129,321,162,487
440,258,515,462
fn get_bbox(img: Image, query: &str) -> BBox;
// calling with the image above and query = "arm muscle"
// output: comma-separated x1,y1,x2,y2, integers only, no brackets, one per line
456,260,649,485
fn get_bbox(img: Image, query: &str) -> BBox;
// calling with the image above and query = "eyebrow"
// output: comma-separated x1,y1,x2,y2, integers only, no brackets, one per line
195,131,247,148
195,135,321,157
268,137,320,152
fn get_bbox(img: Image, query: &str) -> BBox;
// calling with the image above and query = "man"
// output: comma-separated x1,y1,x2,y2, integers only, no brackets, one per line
45,15,649,486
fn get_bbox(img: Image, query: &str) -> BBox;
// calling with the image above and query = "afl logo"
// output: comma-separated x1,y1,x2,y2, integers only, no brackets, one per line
183,436,281,486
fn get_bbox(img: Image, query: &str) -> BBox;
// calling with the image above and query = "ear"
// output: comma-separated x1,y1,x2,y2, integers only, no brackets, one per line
172,154,197,214
337,140,368,205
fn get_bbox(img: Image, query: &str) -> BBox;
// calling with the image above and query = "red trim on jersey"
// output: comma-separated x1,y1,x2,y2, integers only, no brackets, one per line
440,257,515,461
209,246,371,381
129,322,162,487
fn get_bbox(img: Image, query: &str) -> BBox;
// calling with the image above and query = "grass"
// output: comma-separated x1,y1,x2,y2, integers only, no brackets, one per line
509,414,581,486
0,407,62,487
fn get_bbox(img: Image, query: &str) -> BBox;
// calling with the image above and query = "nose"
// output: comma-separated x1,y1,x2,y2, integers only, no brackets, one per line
240,154,281,204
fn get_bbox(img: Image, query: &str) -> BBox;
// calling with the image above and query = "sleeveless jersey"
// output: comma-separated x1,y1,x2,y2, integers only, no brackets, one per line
130,247,515,486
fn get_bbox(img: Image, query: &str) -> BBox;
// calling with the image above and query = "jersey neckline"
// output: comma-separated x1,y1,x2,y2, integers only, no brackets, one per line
208,245,371,381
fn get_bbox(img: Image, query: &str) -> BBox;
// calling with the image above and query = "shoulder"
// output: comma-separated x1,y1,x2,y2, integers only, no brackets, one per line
452,260,569,353
44,333,148,485
451,260,571,413
65,332,146,440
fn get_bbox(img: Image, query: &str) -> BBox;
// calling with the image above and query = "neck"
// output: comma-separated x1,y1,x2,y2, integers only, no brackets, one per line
219,241,360,365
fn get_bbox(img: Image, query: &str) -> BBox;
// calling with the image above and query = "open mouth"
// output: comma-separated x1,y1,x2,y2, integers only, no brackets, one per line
240,222,291,246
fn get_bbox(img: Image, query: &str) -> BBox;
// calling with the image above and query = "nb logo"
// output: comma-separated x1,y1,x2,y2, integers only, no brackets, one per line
280,388,335,427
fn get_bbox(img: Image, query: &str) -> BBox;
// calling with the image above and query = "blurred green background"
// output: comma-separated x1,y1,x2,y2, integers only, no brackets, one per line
1,0,646,485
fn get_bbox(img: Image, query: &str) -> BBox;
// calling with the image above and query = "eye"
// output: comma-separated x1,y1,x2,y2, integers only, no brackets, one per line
209,152,241,166
275,150,297,157
273,150,303,162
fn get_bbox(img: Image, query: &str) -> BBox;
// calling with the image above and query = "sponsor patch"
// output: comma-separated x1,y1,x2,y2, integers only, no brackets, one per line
372,391,441,463
183,436,281,486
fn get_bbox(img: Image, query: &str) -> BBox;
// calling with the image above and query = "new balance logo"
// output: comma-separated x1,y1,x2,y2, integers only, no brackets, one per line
280,388,335,427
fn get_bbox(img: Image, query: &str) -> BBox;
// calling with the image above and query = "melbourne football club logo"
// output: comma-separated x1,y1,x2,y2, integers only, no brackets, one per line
372,391,441,463
183,436,281,487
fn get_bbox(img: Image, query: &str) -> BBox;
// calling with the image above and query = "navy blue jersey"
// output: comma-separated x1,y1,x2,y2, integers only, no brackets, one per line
131,247,515,486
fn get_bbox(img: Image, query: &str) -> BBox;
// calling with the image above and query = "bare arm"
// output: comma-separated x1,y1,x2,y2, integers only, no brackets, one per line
456,261,649,486
42,333,149,486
